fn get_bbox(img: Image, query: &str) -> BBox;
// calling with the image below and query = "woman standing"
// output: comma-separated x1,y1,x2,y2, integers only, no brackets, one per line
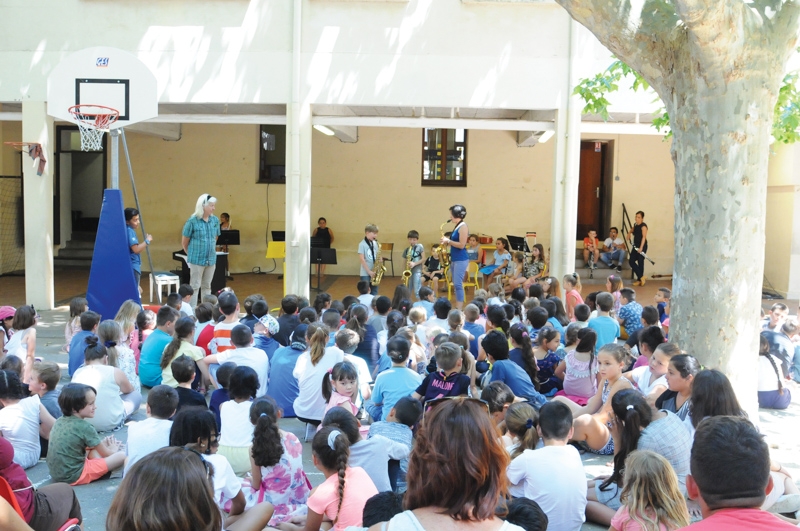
182,194,220,307
440,204,469,310
627,211,648,286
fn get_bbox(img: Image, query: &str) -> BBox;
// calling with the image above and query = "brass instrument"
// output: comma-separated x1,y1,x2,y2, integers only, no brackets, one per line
432,220,452,270
401,245,414,286
371,241,387,286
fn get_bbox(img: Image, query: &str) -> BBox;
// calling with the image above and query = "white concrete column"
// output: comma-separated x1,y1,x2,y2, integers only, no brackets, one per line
550,18,586,283
22,101,55,309
284,104,312,299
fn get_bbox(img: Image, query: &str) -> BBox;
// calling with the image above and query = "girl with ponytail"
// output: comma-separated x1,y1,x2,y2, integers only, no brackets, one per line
283,426,378,531
241,396,310,525
293,323,345,426
158,316,207,390
97,319,140,393
509,323,539,389
587,389,692,527
758,334,792,410
504,402,539,459
346,304,379,373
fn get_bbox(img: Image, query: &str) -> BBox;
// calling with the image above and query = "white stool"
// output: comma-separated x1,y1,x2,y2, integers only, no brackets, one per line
149,272,180,303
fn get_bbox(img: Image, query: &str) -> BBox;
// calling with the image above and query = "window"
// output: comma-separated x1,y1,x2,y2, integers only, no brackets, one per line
422,128,467,186
258,125,286,184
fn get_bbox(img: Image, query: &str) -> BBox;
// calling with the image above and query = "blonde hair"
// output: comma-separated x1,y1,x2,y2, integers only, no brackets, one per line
307,322,329,365
505,402,539,460
487,283,503,299
563,272,582,293
193,193,217,218
447,309,464,331
114,299,142,341
408,307,427,326
620,450,690,531
364,224,378,234
474,289,489,300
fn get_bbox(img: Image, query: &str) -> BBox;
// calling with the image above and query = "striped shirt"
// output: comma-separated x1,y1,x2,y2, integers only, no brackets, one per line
182,215,220,266
209,321,239,354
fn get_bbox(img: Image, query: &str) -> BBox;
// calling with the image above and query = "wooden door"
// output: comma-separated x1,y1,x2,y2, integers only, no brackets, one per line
576,141,605,239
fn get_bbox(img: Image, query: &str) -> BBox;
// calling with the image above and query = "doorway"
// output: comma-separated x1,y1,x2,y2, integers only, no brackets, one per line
54,127,107,245
576,140,613,240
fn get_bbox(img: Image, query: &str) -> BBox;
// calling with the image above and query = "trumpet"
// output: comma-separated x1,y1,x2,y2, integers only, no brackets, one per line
432,220,451,270
401,245,414,286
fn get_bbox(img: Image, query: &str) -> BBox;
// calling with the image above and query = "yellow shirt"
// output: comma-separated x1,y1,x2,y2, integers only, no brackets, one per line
161,341,205,388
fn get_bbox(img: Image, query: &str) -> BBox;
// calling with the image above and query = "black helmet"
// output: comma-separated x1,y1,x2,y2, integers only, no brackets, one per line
450,204,467,219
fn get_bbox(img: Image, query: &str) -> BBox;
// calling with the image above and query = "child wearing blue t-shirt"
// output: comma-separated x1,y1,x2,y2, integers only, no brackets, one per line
588,293,621,350
367,336,422,422
481,330,546,409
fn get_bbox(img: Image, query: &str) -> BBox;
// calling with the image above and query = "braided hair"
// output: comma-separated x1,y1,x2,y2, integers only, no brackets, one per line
759,334,784,395
313,426,350,526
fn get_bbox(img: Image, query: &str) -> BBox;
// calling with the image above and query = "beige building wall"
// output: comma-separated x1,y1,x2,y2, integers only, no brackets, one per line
113,124,683,281
765,143,800,299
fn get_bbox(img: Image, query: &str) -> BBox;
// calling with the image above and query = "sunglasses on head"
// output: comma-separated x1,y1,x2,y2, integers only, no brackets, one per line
183,447,212,480
423,396,490,420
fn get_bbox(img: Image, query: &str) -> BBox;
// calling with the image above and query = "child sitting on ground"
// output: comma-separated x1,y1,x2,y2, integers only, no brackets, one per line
277,426,377,531
321,360,368,437
47,383,126,485
356,280,375,316
204,324,270,397
160,316,207,389
617,288,644,340
124,384,178,475
482,330,547,408
166,293,183,313
178,284,194,317
64,297,87,352
173,355,207,411
507,401,587,531
412,342,471,404
0,369,55,468
574,304,591,328
368,337,422,422
241,396,310,525
68,310,101,377
654,287,670,324
209,362,235,430
555,328,598,406
533,328,563,394
218,365,259,476
368,396,423,493
29,361,62,419
412,286,435,319
504,401,540,456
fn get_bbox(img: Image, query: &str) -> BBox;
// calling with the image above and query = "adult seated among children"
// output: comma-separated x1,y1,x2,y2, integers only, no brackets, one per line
600,227,626,272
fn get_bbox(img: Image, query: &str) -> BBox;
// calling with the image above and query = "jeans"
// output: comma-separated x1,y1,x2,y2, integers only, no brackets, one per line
360,275,378,295
133,270,141,286
601,249,626,266
410,270,422,298
189,262,216,307
451,259,469,302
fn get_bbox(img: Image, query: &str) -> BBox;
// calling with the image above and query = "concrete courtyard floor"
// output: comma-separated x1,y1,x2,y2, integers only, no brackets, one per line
20,306,800,531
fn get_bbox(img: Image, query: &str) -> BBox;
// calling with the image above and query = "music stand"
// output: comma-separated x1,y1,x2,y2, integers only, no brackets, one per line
310,248,337,292
506,235,530,253
217,230,240,246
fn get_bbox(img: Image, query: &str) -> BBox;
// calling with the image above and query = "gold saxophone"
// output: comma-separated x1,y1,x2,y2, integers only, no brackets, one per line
401,245,414,286
432,220,452,270
371,241,387,286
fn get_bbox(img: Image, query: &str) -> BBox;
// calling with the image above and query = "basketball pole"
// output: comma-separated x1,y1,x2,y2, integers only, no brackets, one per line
118,128,155,276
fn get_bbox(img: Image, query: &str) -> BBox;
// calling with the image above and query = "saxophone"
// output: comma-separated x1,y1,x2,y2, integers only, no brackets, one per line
371,241,387,286
432,220,452,270
401,245,414,286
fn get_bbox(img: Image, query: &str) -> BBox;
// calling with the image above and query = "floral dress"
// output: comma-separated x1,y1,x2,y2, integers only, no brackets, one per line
536,349,563,394
240,432,311,525
115,345,141,393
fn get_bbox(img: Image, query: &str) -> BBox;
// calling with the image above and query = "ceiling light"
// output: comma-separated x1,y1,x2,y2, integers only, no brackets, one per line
314,125,335,136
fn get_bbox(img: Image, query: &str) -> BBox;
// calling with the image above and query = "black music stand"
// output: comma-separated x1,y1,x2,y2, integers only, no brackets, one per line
506,235,530,253
310,248,337,292
217,230,240,247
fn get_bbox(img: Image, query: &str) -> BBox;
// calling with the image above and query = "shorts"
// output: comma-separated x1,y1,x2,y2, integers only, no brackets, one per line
217,444,252,477
29,483,83,531
424,272,443,280
589,433,615,456
595,481,623,509
71,457,109,486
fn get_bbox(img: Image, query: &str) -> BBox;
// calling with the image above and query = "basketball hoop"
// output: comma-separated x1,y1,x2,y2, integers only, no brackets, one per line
68,104,120,151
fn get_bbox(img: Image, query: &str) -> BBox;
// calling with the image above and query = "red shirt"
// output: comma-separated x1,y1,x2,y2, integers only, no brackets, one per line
681,508,797,530
196,323,215,356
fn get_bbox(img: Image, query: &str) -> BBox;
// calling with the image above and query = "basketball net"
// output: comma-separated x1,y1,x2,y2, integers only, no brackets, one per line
68,105,120,151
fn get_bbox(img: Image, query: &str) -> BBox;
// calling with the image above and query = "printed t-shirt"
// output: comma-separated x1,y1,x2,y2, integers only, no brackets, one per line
415,371,471,403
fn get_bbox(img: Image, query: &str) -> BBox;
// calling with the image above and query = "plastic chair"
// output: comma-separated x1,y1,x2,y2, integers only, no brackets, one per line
380,243,395,276
0,477,80,531
149,272,180,303
463,261,481,293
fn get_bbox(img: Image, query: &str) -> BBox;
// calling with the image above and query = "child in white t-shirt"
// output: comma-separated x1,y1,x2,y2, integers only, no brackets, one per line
623,342,678,406
217,366,259,477
204,325,270,397
0,369,55,469
507,401,587,531
124,385,177,476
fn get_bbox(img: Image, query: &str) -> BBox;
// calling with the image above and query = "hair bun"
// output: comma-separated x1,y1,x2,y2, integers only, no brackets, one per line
85,335,99,347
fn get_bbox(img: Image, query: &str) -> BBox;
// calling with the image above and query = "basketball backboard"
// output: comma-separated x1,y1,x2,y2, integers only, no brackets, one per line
47,46,157,129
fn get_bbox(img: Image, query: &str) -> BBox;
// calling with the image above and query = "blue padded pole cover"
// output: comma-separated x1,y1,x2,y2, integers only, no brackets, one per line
86,189,141,319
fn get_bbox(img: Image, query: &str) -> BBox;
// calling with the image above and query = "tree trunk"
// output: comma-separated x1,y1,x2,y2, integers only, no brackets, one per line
667,75,776,412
